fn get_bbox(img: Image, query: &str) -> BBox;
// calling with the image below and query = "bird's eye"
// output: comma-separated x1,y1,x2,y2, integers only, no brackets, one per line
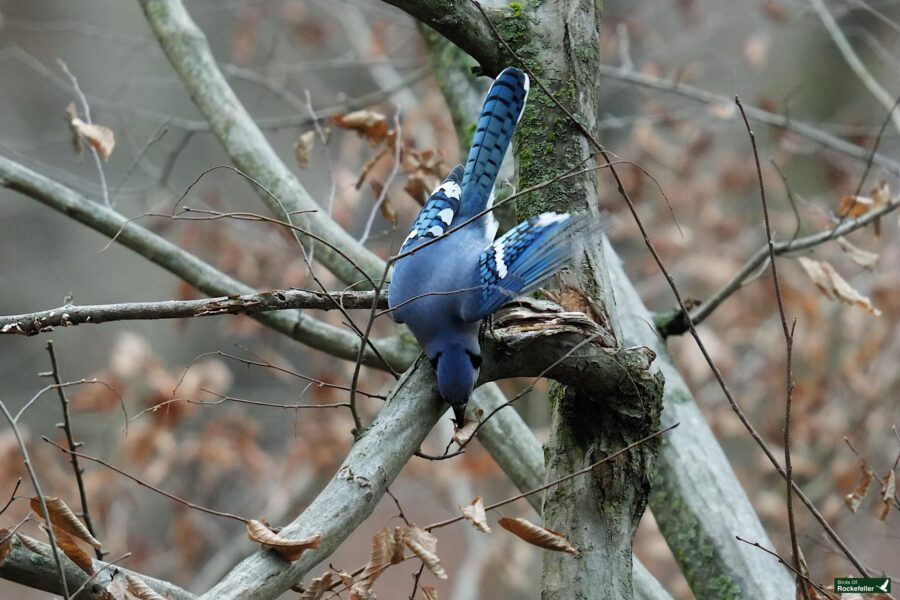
466,351,482,369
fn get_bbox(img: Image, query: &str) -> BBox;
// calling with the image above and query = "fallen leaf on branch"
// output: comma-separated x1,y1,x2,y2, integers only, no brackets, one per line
294,131,316,169
246,519,321,561
126,574,166,600
837,238,879,270
460,496,491,533
298,572,333,600
797,257,881,316
29,496,103,549
403,526,447,580
498,516,579,555
331,110,388,146
879,469,895,521
42,524,94,575
66,102,115,160
838,194,873,219
844,461,875,513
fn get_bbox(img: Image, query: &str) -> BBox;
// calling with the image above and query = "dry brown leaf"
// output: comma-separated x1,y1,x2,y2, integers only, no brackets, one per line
294,131,316,169
837,238,879,270
838,194,874,219
30,496,103,549
844,461,875,513
0,529,12,564
871,180,892,235
402,527,447,580
331,110,388,146
497,517,579,556
356,146,391,189
44,525,94,575
879,469,896,520
298,572,333,600
403,173,433,205
246,519,321,561
452,409,483,445
17,534,45,555
66,103,115,161
797,257,881,316
126,574,166,600
369,180,396,224
349,583,377,600
460,497,491,533
356,527,403,594
422,586,438,600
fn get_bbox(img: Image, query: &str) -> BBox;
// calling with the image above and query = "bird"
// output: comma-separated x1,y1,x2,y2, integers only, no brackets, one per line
387,66,593,426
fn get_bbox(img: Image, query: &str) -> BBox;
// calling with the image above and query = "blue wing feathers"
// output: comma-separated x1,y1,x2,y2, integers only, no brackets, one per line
460,67,529,215
399,165,464,253
467,212,591,320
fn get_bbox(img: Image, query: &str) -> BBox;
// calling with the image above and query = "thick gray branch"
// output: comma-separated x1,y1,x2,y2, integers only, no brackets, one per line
382,0,503,75
200,303,657,600
0,290,384,336
607,238,793,598
137,0,385,286
0,534,195,600
0,154,414,370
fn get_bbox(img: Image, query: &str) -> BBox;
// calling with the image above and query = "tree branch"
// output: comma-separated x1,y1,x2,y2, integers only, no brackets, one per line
0,533,196,600
0,154,414,370
199,302,657,600
137,0,385,286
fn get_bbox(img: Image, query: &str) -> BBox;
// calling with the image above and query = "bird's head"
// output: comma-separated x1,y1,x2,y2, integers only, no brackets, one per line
430,346,482,427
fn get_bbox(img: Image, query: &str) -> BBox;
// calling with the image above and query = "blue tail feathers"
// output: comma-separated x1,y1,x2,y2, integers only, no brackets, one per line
460,67,529,215
399,165,464,253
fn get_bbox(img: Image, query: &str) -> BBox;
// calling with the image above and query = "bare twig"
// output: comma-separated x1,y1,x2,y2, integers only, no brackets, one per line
735,537,836,599
43,437,249,524
736,98,807,600
68,551,133,599
45,341,103,560
359,110,402,246
425,422,679,531
0,478,22,516
0,402,70,599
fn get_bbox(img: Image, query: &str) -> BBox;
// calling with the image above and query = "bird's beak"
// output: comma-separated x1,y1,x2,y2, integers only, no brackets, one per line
451,403,466,429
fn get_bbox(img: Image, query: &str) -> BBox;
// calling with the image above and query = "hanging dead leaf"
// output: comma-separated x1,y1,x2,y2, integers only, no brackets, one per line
356,526,404,594
422,586,438,600
369,180,396,224
42,525,94,575
298,572,333,600
66,103,115,161
29,496,103,549
349,583,377,600
331,110,389,146
844,461,875,513
837,238,878,270
356,146,391,189
879,469,896,520
402,527,447,580
837,195,873,219
497,517,579,556
452,409,483,445
871,180,892,235
797,257,881,316
460,497,491,533
294,131,316,169
126,574,166,600
246,519,321,561
403,173,433,205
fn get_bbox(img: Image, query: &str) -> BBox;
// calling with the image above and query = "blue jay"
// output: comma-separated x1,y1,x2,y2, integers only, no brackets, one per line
388,67,592,425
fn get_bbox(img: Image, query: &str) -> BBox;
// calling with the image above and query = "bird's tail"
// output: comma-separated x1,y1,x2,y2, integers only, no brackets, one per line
460,67,529,216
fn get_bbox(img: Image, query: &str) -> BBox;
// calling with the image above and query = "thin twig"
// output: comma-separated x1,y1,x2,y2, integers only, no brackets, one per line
735,537,836,599
736,97,807,600
68,551,133,599
473,2,872,576
0,478,22,516
359,110,402,246
45,340,103,560
425,422,679,531
43,437,248,524
0,402,70,599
